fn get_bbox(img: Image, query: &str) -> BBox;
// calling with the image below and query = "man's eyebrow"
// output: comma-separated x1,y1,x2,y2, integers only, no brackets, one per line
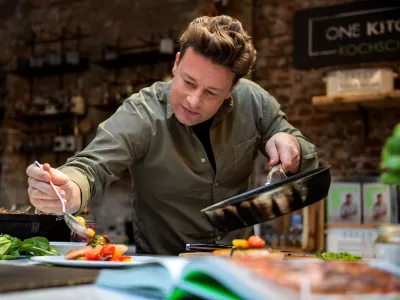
182,72,223,92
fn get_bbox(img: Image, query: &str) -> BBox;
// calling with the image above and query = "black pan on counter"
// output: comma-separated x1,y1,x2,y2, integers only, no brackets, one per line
201,166,331,232
0,213,71,241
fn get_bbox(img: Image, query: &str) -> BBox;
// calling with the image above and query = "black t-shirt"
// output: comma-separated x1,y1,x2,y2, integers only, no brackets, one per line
192,118,216,172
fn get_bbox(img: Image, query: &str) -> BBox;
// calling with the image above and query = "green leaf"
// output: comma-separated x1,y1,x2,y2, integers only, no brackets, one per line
386,136,400,154
0,236,13,255
316,251,361,261
19,236,60,256
393,123,400,138
22,237,50,249
381,172,400,185
0,254,21,260
381,155,400,171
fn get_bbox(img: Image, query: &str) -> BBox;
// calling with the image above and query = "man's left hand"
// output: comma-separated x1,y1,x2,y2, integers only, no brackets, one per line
265,132,300,174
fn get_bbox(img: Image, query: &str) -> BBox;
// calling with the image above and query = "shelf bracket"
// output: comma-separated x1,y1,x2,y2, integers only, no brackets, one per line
357,104,369,139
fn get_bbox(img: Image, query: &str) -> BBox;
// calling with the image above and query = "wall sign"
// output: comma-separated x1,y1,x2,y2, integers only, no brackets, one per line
293,1,400,69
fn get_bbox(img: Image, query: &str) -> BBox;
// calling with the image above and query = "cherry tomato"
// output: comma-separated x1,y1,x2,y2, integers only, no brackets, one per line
110,256,132,262
84,251,100,260
97,235,107,245
232,239,249,249
247,236,265,248
87,228,95,237
100,244,115,257
75,216,86,227
112,249,122,259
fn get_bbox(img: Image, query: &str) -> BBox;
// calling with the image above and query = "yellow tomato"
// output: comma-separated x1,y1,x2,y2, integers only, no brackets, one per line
75,216,86,227
232,239,249,249
123,257,133,262
97,236,107,245
114,249,122,258
87,228,95,237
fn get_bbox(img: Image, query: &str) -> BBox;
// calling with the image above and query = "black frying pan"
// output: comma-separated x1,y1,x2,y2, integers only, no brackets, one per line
201,165,331,232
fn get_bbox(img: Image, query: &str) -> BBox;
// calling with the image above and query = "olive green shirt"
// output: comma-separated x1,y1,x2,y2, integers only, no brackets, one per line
60,79,318,255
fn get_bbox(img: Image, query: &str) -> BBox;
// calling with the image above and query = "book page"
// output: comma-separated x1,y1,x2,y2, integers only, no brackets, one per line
95,256,188,298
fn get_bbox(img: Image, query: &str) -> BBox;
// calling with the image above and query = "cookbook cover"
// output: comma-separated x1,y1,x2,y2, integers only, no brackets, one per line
363,183,391,224
327,182,361,223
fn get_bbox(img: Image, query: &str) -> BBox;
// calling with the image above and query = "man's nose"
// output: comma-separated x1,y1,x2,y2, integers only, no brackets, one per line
187,89,202,108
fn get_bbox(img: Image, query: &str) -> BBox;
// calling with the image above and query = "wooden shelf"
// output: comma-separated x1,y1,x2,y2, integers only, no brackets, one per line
325,223,377,229
312,90,400,112
90,104,119,111
10,58,89,78
94,48,178,69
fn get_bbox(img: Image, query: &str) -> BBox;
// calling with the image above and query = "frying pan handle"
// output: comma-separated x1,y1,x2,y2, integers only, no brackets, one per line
265,163,287,185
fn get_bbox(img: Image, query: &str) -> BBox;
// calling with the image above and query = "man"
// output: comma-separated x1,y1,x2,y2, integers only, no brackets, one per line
372,194,387,222
26,15,318,255
340,194,358,221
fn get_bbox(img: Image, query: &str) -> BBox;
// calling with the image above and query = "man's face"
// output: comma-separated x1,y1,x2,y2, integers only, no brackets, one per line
170,48,237,126
377,196,382,205
347,196,352,205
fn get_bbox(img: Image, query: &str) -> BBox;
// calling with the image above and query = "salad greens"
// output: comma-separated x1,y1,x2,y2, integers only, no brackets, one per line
316,251,361,261
0,234,61,260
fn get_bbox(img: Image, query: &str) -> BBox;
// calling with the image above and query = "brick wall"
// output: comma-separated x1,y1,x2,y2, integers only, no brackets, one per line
250,0,400,185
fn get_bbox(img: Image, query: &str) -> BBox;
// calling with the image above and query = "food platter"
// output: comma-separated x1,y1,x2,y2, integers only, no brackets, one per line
31,255,158,268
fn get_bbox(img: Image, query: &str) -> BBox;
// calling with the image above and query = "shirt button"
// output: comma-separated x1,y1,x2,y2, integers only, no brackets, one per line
216,236,221,241
201,158,206,163
214,182,219,187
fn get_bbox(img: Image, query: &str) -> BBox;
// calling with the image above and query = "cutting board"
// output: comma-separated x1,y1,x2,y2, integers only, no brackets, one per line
0,264,99,293
179,251,317,259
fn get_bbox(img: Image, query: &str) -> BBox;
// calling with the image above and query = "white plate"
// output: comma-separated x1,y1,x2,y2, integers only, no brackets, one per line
30,255,158,268
49,242,87,255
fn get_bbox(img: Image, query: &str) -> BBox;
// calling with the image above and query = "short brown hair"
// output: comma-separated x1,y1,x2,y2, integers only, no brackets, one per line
179,15,257,83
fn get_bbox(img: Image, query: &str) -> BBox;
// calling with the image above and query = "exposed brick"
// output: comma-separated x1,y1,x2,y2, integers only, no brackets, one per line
367,148,383,158
264,56,291,68
364,137,385,148
308,113,334,123
297,105,314,117
347,122,364,136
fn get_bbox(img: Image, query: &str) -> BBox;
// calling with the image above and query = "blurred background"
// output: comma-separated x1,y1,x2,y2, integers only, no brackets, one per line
0,0,399,255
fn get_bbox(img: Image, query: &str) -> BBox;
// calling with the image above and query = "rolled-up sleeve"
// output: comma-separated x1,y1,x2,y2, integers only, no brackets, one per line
59,95,151,213
258,91,318,172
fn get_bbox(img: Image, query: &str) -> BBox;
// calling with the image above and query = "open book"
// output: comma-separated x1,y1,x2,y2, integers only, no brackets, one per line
95,256,400,300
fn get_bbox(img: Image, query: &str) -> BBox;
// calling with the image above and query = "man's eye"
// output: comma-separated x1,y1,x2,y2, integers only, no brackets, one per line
206,90,216,96
185,80,194,86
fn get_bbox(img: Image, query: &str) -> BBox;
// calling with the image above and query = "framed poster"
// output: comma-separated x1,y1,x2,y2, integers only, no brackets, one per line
327,182,361,223
363,183,391,224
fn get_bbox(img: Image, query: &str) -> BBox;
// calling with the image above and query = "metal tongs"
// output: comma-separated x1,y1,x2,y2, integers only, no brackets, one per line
34,161,91,238
265,163,287,185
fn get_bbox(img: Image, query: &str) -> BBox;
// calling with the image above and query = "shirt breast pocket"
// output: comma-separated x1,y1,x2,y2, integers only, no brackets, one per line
233,134,259,173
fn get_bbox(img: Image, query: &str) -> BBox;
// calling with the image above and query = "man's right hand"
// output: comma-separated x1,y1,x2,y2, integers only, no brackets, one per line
26,163,81,215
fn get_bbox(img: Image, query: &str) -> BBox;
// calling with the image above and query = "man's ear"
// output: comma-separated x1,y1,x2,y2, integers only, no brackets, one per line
227,79,240,98
172,52,180,77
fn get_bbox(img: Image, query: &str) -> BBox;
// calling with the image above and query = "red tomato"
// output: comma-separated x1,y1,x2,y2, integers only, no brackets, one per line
247,236,265,248
110,256,131,262
84,251,100,260
100,244,115,257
